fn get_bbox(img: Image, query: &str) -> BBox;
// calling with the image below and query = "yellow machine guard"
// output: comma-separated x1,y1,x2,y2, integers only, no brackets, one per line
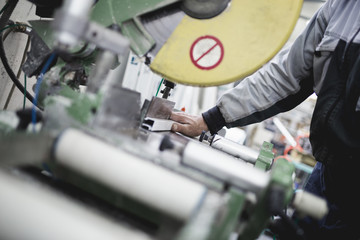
150,0,303,86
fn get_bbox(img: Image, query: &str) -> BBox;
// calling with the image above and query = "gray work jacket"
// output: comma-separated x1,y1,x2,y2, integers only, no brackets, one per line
203,0,360,133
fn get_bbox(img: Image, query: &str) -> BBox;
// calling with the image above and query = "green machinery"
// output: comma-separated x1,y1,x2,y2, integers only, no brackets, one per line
0,0,327,240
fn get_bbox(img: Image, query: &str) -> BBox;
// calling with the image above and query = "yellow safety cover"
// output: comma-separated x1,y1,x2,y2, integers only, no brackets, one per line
150,0,303,86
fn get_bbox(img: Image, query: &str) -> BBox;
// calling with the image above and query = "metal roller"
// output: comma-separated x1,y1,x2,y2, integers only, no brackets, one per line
182,141,270,194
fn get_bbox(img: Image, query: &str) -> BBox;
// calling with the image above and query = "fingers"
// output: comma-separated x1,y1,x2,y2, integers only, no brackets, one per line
171,122,182,133
171,122,197,137
170,111,191,124
171,112,208,137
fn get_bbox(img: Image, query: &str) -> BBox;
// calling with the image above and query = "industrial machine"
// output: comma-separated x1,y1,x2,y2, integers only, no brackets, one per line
0,0,327,239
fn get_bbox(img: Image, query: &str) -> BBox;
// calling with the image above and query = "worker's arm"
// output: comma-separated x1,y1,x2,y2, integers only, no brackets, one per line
171,1,333,137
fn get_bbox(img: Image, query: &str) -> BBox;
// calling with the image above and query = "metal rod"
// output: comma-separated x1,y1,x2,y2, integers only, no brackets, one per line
210,135,259,164
182,142,270,195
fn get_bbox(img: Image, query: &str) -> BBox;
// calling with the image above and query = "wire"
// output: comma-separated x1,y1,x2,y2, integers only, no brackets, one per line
2,26,13,40
0,0,41,109
3,33,31,110
155,78,164,96
32,52,56,131
0,1,17,28
0,29,38,108
23,74,27,110
0,2,9,15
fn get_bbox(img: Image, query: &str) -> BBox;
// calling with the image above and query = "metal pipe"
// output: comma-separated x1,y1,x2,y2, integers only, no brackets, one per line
210,134,259,164
53,0,94,49
182,142,270,195
86,50,117,93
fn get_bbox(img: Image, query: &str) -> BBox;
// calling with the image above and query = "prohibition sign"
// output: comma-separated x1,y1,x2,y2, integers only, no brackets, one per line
190,35,224,70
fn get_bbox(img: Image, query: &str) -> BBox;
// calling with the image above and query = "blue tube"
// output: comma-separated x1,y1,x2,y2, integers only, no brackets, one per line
32,52,56,131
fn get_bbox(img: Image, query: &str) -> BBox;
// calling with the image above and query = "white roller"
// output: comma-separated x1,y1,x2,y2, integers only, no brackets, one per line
0,170,153,240
183,142,270,194
292,190,328,220
54,129,207,221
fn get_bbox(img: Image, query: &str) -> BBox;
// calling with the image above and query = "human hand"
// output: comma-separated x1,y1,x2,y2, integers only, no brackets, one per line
170,111,209,137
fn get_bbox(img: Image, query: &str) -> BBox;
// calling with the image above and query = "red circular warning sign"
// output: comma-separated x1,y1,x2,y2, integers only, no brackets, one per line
190,35,224,70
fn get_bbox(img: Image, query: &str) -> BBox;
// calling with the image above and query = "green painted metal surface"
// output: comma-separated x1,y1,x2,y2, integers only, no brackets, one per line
209,188,246,240
0,122,14,136
271,157,296,203
65,94,100,124
238,157,295,240
28,20,55,48
255,142,274,171
90,0,180,56
91,0,180,26
31,1,183,57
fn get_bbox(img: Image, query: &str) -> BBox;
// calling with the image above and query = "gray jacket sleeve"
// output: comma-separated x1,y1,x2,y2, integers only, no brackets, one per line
202,1,332,135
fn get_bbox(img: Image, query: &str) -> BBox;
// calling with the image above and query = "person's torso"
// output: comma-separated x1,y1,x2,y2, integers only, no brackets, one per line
313,0,360,111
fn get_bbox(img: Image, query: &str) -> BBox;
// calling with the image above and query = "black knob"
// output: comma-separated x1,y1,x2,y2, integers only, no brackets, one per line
159,135,174,151
199,130,209,142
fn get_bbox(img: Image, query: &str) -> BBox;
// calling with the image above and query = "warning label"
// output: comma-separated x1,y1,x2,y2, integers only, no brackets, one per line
190,35,224,70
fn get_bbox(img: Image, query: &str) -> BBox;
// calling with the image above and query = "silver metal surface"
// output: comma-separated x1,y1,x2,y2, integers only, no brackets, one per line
142,5,185,57
53,1,130,55
142,117,175,131
53,0,94,48
93,87,141,132
146,97,175,119
0,133,54,166
183,142,270,195
87,50,117,93
210,135,259,164
85,22,130,55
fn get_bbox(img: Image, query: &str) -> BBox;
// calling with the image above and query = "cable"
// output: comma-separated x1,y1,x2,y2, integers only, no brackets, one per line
0,2,9,15
155,78,164,97
0,0,42,109
2,26,14,40
31,52,56,131
23,74,26,110
3,33,31,110
0,24,38,108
